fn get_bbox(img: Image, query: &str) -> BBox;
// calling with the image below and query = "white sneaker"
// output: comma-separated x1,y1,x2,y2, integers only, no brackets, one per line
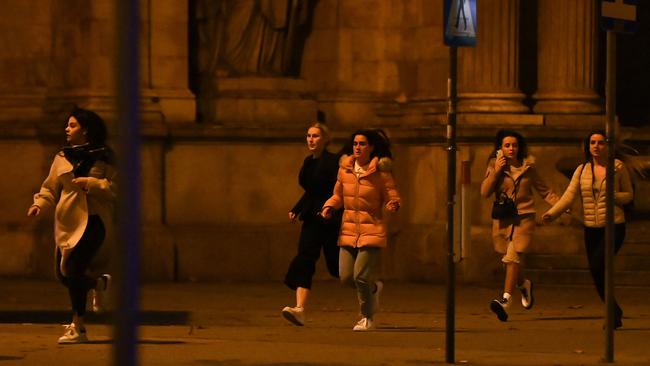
58,323,88,344
353,317,375,331
92,274,111,313
281,306,305,326
518,279,534,310
373,280,383,310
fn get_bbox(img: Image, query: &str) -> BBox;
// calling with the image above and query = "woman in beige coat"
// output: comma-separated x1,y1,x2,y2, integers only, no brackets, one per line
28,108,116,343
543,130,633,329
321,129,400,331
481,129,559,322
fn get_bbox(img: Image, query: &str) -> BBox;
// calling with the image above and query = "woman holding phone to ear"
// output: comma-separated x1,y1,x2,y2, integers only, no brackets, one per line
481,129,559,322
321,129,400,331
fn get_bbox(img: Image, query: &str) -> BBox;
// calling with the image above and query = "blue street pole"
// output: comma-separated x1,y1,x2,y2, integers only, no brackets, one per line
114,0,141,365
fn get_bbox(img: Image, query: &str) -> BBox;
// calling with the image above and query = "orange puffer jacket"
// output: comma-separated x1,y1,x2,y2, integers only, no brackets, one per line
323,155,401,248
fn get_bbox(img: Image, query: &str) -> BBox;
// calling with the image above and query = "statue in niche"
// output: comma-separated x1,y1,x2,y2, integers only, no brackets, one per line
195,0,313,78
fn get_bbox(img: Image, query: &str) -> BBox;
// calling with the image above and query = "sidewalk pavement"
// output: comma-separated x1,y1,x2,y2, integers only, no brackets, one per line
0,279,648,365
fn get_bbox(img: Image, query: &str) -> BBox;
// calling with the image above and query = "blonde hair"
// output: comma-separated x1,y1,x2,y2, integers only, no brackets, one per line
308,122,331,143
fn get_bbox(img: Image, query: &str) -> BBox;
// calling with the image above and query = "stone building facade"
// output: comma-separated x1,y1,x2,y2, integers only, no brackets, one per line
1,0,649,284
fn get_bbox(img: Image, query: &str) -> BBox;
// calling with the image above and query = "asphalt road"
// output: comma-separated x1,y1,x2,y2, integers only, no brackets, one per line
0,280,649,365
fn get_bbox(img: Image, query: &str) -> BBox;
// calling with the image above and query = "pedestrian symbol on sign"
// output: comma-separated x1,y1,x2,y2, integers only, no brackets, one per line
444,0,477,46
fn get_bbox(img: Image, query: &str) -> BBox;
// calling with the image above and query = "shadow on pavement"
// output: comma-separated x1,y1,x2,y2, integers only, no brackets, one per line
532,315,601,321
59,339,187,345
194,361,353,366
0,310,191,325
0,356,24,361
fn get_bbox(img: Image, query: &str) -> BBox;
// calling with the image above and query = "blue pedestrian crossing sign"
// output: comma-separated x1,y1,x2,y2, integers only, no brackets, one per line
601,0,638,34
444,0,477,47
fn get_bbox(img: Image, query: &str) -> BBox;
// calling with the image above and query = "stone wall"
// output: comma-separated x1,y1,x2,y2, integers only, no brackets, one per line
1,0,649,283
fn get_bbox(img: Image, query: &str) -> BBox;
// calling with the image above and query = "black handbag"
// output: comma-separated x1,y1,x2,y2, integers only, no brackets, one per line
491,193,517,219
490,175,521,220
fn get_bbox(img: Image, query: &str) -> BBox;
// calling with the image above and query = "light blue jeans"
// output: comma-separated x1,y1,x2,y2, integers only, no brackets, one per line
339,246,381,318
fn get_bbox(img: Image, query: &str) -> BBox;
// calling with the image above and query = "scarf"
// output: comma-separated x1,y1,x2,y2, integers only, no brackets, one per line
61,144,111,177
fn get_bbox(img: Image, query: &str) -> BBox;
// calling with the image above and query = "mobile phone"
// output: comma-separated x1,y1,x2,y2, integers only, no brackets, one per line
496,150,503,160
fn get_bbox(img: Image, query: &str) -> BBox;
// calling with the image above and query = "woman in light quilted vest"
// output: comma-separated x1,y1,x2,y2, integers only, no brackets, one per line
321,129,400,331
27,108,116,343
481,129,559,322
543,130,633,329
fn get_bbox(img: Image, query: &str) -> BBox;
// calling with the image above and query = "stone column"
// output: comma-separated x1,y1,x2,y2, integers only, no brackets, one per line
44,0,117,118
45,0,195,123
533,0,601,114
0,0,51,122
458,0,528,113
143,0,196,123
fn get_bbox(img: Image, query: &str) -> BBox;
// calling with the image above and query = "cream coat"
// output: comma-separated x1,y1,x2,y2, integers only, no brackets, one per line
545,159,633,227
323,155,400,248
33,153,117,275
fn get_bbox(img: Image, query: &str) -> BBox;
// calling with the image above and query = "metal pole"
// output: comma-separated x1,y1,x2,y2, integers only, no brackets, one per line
604,29,616,364
114,1,141,365
460,160,472,261
445,45,458,365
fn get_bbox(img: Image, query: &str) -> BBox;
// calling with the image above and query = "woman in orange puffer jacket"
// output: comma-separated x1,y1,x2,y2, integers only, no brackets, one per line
321,129,401,331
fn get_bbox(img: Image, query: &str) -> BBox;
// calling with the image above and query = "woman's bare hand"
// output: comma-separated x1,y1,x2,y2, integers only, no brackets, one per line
386,200,400,212
495,155,507,172
27,205,40,217
71,177,89,191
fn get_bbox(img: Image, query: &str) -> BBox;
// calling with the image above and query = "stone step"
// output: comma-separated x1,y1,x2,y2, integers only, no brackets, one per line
625,221,650,243
527,254,650,271
526,268,650,287
619,243,650,255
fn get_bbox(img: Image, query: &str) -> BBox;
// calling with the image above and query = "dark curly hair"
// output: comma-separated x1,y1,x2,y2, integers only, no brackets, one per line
341,129,393,159
491,129,528,162
583,129,607,163
68,108,108,147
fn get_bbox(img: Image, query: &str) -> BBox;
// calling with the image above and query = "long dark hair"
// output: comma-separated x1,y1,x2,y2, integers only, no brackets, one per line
583,129,607,163
62,108,114,173
341,129,393,159
490,129,528,162
68,108,108,147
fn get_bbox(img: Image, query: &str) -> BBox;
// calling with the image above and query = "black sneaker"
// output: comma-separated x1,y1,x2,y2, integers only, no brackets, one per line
490,298,509,322
518,279,534,310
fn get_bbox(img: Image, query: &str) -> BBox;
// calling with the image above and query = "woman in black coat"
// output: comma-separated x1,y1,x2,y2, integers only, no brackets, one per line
282,122,342,326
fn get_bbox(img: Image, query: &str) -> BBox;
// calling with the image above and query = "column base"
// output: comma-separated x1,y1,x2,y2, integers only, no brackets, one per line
0,90,47,122
142,89,196,123
533,92,603,114
458,92,529,113
211,77,317,127
44,89,171,124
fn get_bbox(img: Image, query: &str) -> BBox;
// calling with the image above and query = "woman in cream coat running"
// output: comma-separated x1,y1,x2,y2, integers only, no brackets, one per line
28,108,116,343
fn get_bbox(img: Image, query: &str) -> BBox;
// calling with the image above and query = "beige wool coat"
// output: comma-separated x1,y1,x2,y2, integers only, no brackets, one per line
481,156,559,253
544,159,633,227
33,153,117,275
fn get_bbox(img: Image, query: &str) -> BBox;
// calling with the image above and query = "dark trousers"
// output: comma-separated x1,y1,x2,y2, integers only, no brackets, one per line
284,218,340,290
584,223,626,318
56,215,105,317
